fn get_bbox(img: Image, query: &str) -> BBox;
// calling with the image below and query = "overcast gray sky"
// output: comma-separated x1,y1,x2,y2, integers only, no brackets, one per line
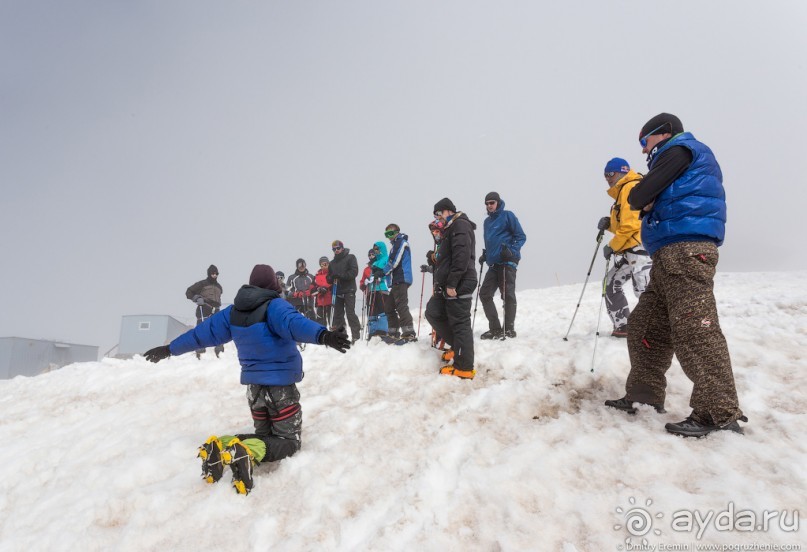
2,1,805,355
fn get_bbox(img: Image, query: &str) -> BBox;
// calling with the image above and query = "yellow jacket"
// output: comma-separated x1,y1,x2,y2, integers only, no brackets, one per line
606,170,643,252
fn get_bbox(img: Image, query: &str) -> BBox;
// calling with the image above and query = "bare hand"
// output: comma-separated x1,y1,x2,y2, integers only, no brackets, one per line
446,287,457,298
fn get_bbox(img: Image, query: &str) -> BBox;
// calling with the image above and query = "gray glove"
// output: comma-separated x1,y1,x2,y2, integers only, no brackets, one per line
603,245,614,260
195,297,206,306
597,216,611,231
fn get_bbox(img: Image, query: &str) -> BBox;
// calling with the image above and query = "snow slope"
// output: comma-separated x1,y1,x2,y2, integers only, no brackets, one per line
0,272,804,551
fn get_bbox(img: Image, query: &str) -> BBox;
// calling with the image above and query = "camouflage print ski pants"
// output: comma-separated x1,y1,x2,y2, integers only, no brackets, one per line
234,384,302,463
606,248,652,331
625,241,743,426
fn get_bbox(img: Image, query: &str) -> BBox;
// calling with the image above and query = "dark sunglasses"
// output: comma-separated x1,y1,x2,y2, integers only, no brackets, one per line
639,123,670,148
434,211,443,217
604,172,616,178
332,246,343,252
485,201,496,206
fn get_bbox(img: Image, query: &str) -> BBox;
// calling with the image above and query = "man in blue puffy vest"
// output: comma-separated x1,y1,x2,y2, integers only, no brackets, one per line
479,192,527,339
604,113,746,438
144,264,351,494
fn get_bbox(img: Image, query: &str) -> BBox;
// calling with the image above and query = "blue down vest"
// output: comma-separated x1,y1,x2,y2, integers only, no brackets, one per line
642,132,726,256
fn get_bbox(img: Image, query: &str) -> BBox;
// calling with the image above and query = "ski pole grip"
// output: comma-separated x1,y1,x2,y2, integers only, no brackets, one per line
596,228,605,241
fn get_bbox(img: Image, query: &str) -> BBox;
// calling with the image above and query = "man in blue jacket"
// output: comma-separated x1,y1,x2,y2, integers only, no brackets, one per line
382,223,415,340
144,264,350,494
604,113,746,438
479,192,527,339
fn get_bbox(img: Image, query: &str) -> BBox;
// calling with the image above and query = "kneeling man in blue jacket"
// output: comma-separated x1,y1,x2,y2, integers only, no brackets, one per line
144,264,350,494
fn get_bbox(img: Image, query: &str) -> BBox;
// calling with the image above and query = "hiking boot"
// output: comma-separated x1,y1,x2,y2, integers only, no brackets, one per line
665,415,747,438
439,366,475,379
611,328,628,338
504,330,517,338
441,349,455,362
223,438,255,495
197,436,225,484
481,329,504,340
400,332,417,342
604,396,666,415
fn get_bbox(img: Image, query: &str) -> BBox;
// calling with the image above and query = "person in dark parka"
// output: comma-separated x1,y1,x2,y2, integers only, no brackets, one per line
185,264,224,358
425,198,478,379
327,240,362,342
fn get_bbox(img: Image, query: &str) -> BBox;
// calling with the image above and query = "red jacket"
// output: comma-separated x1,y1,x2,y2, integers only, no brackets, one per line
314,269,332,307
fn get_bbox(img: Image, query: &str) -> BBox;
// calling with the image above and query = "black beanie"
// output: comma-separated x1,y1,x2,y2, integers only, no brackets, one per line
485,192,501,203
433,197,457,213
318,256,329,265
640,113,684,139
249,264,280,292
207,265,219,277
296,258,306,269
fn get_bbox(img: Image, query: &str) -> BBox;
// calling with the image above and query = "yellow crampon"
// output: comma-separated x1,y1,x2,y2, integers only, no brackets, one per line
223,438,255,495
197,436,225,484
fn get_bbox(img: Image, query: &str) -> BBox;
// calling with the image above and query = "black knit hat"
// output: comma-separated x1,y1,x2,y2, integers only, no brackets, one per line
640,113,684,140
318,256,329,265
433,197,457,213
207,264,219,277
485,192,500,203
249,264,280,292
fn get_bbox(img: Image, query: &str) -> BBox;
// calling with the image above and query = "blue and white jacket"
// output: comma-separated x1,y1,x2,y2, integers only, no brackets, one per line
169,285,325,386
384,233,413,285
642,132,726,256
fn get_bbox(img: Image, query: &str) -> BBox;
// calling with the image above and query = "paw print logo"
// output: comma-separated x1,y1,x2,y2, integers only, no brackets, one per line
613,496,663,545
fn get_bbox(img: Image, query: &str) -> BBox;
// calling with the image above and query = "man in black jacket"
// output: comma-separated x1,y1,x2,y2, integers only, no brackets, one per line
185,264,224,358
425,198,478,379
327,240,362,343
286,258,316,320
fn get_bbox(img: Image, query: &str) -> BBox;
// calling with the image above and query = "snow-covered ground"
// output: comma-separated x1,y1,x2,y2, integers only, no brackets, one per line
1,272,804,551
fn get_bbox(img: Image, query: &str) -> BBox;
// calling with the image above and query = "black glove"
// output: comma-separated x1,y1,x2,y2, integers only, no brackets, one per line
500,246,515,263
420,264,432,273
319,328,351,353
479,249,486,265
603,245,614,260
372,268,385,279
597,216,611,231
318,286,328,294
144,345,171,363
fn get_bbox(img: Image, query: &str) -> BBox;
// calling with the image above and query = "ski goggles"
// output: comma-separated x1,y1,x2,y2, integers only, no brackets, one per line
384,229,398,239
639,123,670,148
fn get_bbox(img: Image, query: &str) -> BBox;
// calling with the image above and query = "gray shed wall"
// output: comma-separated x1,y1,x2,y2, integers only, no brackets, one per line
0,338,99,379
117,315,193,357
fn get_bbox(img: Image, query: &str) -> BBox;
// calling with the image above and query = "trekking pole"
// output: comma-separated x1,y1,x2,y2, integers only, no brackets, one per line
563,228,606,341
330,282,338,330
416,271,426,337
501,265,507,341
471,262,485,331
360,285,366,340
590,256,612,372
